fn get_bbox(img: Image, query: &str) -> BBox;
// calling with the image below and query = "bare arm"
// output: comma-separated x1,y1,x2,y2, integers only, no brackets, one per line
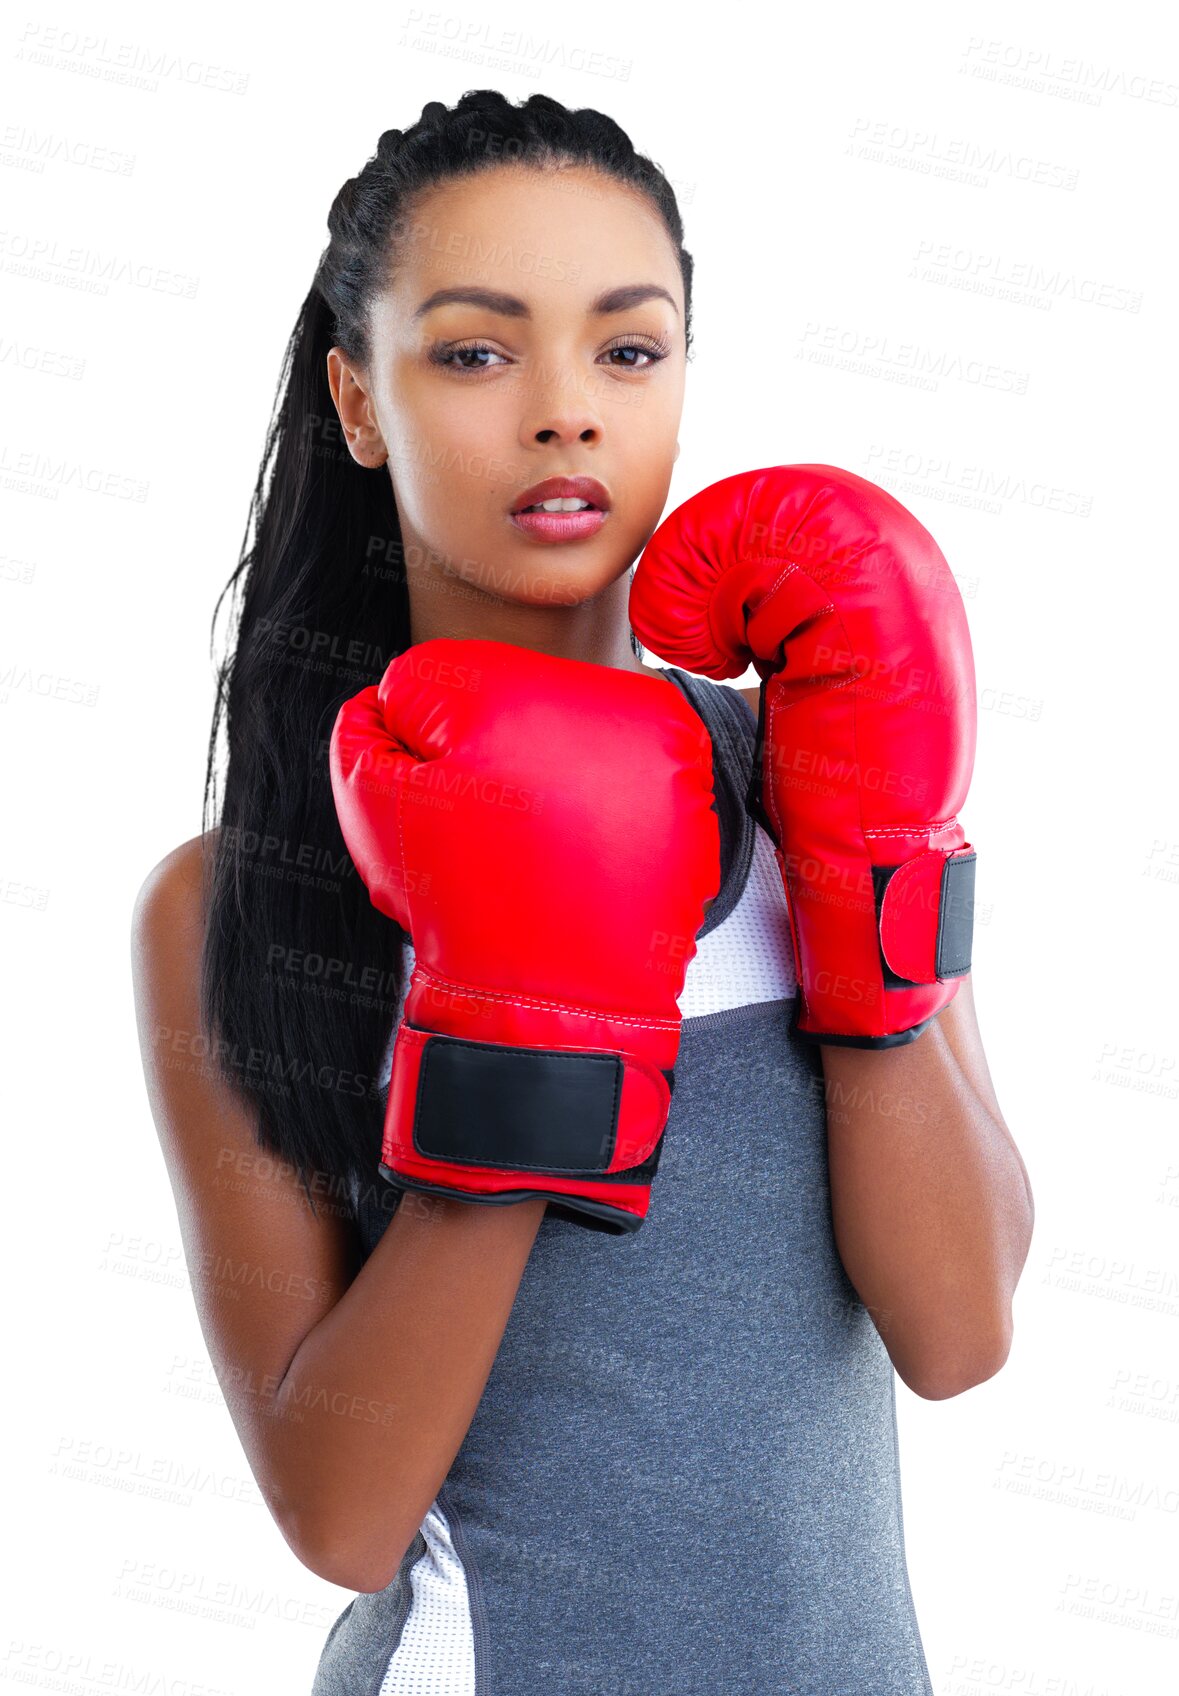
731,686,1034,1396
130,836,547,1593
276,1191,546,1591
818,973,1034,1401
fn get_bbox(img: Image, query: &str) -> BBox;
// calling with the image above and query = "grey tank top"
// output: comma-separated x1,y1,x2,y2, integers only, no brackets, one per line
311,667,933,1696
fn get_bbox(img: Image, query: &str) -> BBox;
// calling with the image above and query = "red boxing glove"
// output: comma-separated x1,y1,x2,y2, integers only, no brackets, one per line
629,464,977,1047
329,637,721,1232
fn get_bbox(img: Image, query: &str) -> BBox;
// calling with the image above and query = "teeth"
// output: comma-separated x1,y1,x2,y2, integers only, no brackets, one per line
521,498,594,513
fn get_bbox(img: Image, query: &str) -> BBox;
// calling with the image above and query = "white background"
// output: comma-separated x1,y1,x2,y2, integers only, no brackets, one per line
4,0,1177,1689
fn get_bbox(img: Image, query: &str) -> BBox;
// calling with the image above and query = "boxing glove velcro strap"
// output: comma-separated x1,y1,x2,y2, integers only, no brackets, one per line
391,1023,673,1176
876,847,976,986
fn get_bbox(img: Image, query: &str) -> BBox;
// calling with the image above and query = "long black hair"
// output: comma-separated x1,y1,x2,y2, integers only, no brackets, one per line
198,89,696,1217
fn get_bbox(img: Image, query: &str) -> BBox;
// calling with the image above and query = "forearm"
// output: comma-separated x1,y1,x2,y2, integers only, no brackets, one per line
269,1190,548,1590
818,977,1034,1398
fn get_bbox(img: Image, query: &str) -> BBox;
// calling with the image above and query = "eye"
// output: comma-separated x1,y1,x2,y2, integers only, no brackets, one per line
428,334,672,376
599,336,672,370
428,341,509,373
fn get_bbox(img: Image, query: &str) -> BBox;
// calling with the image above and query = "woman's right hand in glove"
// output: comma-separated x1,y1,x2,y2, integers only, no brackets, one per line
329,636,721,1235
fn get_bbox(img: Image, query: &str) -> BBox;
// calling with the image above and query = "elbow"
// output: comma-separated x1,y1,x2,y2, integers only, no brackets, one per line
283,1525,390,1595
261,1413,435,1594
282,1504,419,1596
315,1555,402,1597
270,1500,355,1592
901,1313,1015,1402
297,1540,377,1597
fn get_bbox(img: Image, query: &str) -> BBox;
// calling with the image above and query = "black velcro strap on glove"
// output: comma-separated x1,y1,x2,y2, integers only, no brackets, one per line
408,1031,673,1178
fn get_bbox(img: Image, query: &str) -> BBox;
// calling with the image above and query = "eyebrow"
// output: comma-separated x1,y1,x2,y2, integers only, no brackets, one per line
412,283,679,320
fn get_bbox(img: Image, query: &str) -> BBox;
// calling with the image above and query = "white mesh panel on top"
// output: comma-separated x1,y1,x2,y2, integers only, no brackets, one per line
378,1502,477,1695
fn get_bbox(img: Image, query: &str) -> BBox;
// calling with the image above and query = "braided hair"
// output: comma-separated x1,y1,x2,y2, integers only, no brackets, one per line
199,91,695,1212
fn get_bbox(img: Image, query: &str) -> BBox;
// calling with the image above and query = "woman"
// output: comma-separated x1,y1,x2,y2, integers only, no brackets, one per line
130,90,1034,1693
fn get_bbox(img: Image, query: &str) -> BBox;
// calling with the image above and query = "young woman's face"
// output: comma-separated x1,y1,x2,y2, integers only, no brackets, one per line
334,162,687,642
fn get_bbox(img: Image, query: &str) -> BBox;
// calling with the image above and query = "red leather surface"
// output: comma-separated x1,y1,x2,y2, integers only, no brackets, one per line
330,637,721,1217
630,464,977,1042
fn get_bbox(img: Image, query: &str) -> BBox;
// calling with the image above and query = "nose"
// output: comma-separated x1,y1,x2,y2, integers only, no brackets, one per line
520,359,605,447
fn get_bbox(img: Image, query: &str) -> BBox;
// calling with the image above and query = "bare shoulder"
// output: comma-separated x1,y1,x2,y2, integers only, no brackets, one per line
131,831,217,942
130,830,362,1520
130,832,221,1083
